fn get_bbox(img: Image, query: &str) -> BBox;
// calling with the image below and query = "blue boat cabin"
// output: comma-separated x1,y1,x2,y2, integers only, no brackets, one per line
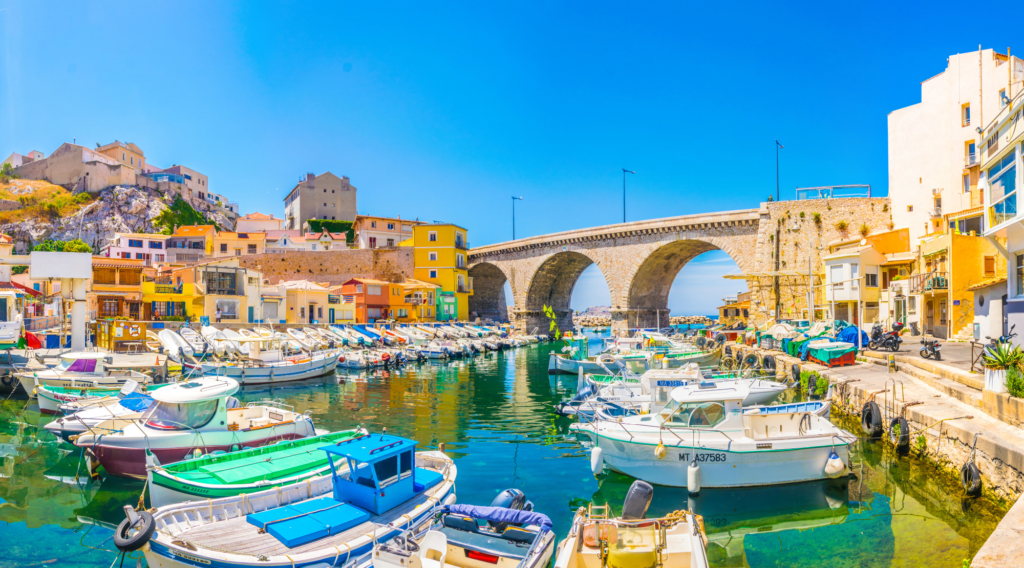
246,433,444,548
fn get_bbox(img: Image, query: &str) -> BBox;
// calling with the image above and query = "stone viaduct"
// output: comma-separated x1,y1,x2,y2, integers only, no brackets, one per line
468,209,761,333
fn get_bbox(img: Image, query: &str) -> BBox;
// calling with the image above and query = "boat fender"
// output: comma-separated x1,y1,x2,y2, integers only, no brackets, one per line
861,401,883,437
724,346,732,358
762,355,776,372
791,364,801,383
590,447,605,477
687,460,700,495
888,417,910,451
0,373,13,388
654,441,667,460
961,462,982,496
824,451,846,478
114,509,155,552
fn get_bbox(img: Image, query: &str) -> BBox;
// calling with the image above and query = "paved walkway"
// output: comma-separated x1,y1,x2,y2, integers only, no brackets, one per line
863,336,983,373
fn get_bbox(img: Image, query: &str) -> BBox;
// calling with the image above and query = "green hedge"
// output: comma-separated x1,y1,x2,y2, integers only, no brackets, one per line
306,219,354,243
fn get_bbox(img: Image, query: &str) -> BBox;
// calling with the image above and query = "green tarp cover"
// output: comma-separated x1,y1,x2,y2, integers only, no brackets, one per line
808,344,857,363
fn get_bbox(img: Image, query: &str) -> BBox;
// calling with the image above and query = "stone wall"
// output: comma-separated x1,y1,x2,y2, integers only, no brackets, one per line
236,248,414,286
747,197,892,324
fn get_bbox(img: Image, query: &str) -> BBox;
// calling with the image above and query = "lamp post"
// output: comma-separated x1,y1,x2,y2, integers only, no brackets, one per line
775,140,784,201
807,234,823,324
511,196,523,240
622,169,635,223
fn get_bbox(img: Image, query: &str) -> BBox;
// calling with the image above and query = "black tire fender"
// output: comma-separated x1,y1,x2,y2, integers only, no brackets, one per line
762,355,776,372
961,462,982,497
888,416,910,450
791,363,801,383
114,511,155,552
861,401,883,437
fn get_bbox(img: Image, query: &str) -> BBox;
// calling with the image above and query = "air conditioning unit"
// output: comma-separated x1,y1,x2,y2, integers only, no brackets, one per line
932,187,943,195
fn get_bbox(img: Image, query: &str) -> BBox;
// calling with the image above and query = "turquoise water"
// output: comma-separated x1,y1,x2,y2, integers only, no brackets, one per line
0,333,1007,567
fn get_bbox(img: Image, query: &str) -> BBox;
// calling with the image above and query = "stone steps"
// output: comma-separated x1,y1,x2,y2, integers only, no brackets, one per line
860,354,983,408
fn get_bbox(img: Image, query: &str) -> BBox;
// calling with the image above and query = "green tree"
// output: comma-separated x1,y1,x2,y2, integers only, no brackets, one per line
62,239,92,253
30,239,93,254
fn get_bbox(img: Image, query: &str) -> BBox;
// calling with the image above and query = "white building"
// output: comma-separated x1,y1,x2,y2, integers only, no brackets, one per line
102,233,172,265
823,244,886,330
889,49,1020,244
236,212,284,233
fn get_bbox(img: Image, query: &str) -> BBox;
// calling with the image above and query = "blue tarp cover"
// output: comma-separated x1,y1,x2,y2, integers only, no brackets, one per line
799,337,832,361
447,505,553,533
119,392,154,413
836,326,869,347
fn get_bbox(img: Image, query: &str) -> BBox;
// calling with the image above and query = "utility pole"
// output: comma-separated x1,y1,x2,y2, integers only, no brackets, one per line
622,169,635,223
775,140,784,202
511,196,523,240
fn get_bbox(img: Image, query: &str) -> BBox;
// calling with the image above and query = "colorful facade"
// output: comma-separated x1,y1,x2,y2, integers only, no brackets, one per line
402,223,472,320
341,278,391,323
90,257,146,319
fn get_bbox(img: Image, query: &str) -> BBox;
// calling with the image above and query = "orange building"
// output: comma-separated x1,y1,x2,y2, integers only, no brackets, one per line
341,278,392,323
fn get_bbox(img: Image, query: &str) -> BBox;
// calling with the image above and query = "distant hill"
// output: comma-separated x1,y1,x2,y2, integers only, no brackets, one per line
577,306,611,317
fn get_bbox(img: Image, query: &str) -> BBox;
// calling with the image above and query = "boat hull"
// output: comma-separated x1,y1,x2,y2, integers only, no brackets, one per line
548,354,605,375
200,353,338,385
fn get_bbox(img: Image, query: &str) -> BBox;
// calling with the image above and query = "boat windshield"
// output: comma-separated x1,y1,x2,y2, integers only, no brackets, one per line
660,400,727,428
144,400,219,430
55,358,97,372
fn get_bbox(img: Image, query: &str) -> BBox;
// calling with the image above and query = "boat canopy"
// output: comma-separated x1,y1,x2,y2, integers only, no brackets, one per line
670,382,749,403
447,504,553,533
152,377,239,403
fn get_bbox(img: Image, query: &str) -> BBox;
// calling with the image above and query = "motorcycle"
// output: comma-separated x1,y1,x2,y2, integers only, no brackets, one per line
920,338,941,360
869,321,904,352
985,324,1017,357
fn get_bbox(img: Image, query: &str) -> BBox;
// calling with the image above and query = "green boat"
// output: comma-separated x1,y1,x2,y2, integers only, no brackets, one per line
146,428,367,507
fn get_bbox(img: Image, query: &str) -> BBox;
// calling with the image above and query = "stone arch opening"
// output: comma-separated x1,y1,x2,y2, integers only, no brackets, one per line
524,251,605,332
468,262,510,322
625,239,743,329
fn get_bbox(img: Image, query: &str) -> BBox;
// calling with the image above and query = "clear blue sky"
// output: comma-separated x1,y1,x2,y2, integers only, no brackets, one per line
2,1,1020,315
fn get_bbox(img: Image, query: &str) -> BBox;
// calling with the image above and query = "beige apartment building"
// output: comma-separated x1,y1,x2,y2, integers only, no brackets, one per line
161,164,210,198
283,172,357,231
14,143,140,192
353,215,424,249
236,212,284,233
889,48,1020,243
96,141,147,172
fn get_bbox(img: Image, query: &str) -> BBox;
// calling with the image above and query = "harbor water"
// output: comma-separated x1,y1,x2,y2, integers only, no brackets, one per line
0,332,1009,568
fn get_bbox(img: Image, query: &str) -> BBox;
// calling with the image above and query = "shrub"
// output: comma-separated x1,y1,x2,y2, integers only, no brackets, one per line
883,203,889,212
812,212,822,225
859,223,870,237
835,220,849,232
983,343,1023,370
799,212,805,218
1007,365,1024,398
306,219,355,243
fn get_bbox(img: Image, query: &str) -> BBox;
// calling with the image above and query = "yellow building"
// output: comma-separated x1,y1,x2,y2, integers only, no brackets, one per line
168,225,217,261
142,258,264,323
0,233,13,256
399,279,439,322
95,141,146,172
142,278,200,320
278,280,331,324
401,223,472,320
212,231,267,257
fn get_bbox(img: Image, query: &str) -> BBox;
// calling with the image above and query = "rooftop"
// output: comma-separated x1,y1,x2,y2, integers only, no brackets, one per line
321,433,415,462
114,232,172,240
172,225,216,237
240,212,282,221
278,280,330,291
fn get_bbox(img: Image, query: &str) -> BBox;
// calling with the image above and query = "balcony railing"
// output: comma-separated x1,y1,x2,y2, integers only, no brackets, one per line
455,240,469,250
328,295,341,304
928,208,942,219
909,271,949,294
167,252,205,263
990,191,1018,228
457,284,471,293
153,284,182,294
965,152,979,167
795,185,871,200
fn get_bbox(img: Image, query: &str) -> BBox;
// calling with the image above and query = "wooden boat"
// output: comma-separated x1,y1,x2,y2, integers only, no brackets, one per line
146,428,368,507
137,433,457,568
198,336,339,385
374,494,554,568
35,377,166,415
554,481,709,568
73,377,321,478
15,352,150,398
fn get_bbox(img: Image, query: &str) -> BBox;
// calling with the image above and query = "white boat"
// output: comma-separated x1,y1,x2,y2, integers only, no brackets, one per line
136,433,457,568
201,325,237,357
35,377,157,415
571,382,855,488
199,335,339,385
178,327,209,355
158,329,194,359
554,481,709,568
42,381,172,442
15,352,150,398
73,377,319,478
286,327,319,350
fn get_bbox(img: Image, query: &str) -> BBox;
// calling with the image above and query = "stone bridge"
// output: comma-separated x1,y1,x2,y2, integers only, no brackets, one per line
468,209,762,332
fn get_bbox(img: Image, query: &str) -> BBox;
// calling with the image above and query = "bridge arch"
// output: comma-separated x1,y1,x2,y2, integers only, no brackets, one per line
621,237,746,330
468,262,513,322
520,251,611,332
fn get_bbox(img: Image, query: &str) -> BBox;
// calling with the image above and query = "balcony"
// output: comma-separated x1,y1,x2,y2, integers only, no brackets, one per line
167,251,205,263
455,240,469,250
457,284,472,294
928,208,942,219
965,152,979,168
909,271,949,295
328,295,341,304
795,185,872,200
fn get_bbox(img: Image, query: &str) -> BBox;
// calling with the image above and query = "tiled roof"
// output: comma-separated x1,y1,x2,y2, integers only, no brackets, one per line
241,212,281,221
967,277,1007,292
172,225,215,237
0,233,11,244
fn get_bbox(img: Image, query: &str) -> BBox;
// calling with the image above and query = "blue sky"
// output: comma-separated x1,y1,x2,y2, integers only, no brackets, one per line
2,1,1021,315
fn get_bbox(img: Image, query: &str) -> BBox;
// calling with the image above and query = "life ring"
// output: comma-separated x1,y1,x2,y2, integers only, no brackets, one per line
961,461,982,496
861,401,883,437
762,355,776,372
791,363,801,383
114,511,155,552
888,417,910,451
597,354,616,365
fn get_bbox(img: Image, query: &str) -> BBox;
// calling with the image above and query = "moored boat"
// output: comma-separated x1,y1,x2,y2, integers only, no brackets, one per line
15,352,151,398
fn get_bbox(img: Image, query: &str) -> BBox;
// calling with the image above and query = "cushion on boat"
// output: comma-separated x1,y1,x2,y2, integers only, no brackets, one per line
414,468,444,492
246,497,371,548
201,446,327,484
443,514,480,533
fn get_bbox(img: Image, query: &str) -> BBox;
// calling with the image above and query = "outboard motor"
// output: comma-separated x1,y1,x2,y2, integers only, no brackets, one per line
489,488,527,531
621,480,654,520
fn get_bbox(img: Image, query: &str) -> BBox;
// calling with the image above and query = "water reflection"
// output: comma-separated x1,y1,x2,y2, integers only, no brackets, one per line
0,330,1008,568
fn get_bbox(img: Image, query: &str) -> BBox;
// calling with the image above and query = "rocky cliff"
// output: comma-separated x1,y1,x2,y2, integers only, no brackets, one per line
0,183,234,253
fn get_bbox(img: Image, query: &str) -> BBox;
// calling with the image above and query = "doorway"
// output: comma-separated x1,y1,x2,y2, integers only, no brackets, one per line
308,303,315,324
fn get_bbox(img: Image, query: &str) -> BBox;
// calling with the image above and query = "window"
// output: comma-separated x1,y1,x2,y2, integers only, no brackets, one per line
387,223,395,230
356,284,363,293
989,150,1018,227
324,189,327,193
128,239,143,248
184,174,192,180
865,271,878,287
318,306,323,318
300,306,305,318
368,285,382,295
248,277,258,285
1000,89,1007,108
386,238,395,247
145,399,218,430
220,243,227,252
149,241,163,249
122,152,126,160
397,308,407,318
248,244,257,254
830,265,843,289
130,156,134,165
964,174,971,193
100,297,120,317
136,253,145,260
371,221,376,228
907,205,913,212
457,254,465,268
962,103,971,126
985,256,996,277
1017,254,1024,297
429,252,437,261
215,299,239,319
428,231,437,242
369,237,377,248
429,270,437,279
332,203,335,208
909,296,917,314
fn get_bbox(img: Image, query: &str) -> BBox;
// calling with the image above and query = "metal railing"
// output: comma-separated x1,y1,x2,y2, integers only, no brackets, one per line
965,152,979,167
167,251,205,263
455,240,469,250
795,184,872,200
24,315,61,331
328,295,341,304
909,270,949,294
457,285,472,293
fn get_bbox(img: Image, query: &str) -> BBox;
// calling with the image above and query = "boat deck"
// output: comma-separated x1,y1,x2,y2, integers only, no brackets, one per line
175,484,443,556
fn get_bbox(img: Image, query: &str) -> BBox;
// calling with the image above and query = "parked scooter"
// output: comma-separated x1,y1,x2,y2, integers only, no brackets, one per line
920,337,941,360
984,324,1017,358
869,321,904,352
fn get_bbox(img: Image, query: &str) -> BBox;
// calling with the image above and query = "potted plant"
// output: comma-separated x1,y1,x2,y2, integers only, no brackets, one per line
983,343,1022,394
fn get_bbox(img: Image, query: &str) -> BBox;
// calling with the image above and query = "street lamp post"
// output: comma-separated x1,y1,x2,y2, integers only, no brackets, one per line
511,196,523,240
775,140,784,201
622,169,635,223
807,234,823,324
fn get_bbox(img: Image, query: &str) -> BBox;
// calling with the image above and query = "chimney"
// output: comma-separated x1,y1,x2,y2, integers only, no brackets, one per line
306,173,315,182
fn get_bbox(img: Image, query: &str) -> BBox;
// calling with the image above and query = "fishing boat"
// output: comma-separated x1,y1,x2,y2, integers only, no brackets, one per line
572,381,854,488
146,428,368,507
35,376,166,415
43,382,173,442
15,352,150,398
554,480,709,568
73,377,321,478
373,491,554,568
158,329,194,359
178,327,209,356
135,432,457,568
198,336,339,385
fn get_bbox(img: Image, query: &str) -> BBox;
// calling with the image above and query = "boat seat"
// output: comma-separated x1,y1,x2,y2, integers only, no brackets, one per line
414,468,444,492
437,526,532,560
501,527,537,544
246,497,370,548
443,514,480,533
